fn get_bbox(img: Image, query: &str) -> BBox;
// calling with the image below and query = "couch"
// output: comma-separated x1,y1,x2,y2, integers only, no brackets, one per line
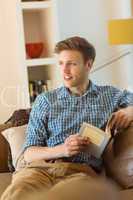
0,109,133,199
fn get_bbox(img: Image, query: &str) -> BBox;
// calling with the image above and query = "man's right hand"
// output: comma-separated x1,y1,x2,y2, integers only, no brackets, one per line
62,134,90,157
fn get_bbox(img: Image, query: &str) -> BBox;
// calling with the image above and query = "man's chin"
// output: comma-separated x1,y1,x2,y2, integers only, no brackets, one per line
64,81,74,89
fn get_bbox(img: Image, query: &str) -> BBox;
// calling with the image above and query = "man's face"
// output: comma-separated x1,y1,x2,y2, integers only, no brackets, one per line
58,50,92,89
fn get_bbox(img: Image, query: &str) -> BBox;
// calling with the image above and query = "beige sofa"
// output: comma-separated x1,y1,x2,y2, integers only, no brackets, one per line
0,173,12,197
0,116,133,199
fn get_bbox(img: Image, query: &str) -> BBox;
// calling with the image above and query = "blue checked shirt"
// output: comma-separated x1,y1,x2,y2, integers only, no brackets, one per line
23,81,133,170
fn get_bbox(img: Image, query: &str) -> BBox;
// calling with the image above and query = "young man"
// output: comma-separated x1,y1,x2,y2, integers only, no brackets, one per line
1,36,133,200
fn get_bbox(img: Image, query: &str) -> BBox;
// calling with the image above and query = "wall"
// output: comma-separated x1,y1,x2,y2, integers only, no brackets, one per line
0,0,29,123
56,0,133,89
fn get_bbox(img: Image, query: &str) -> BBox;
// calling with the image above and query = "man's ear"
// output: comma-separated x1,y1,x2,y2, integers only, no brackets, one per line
85,59,93,71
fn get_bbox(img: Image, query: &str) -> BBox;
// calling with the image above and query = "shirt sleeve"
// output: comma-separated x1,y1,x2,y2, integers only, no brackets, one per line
23,93,50,151
118,89,133,108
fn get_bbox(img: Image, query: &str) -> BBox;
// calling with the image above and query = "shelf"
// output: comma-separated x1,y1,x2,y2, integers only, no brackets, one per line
23,7,54,58
21,1,52,10
26,57,56,66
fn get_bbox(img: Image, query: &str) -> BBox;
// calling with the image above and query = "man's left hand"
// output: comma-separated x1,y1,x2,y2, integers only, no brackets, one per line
110,106,133,130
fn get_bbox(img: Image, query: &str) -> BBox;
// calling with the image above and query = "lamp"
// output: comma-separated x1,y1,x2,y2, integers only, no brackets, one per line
91,19,133,73
107,18,133,91
108,18,133,44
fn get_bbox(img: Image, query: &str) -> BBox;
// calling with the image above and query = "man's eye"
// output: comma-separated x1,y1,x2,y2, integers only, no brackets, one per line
58,62,77,67
69,62,77,66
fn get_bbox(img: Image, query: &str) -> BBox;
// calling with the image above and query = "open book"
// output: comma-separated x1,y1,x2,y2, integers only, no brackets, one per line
79,116,113,158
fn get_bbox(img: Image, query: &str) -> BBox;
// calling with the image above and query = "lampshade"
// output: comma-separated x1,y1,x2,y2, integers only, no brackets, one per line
108,18,133,44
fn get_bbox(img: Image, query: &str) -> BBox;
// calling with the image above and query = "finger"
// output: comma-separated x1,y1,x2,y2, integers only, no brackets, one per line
110,112,124,129
114,115,124,129
82,137,90,143
107,114,115,128
65,149,79,157
112,116,131,130
118,118,130,129
69,138,90,146
66,135,90,147
68,134,81,139
65,135,77,143
68,142,90,152
70,145,81,150
68,145,81,152
69,150,80,156
66,136,84,144
109,115,117,130
65,136,78,143
114,113,130,129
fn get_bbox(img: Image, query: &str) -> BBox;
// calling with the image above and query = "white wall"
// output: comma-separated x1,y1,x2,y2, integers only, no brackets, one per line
56,0,133,89
0,0,29,123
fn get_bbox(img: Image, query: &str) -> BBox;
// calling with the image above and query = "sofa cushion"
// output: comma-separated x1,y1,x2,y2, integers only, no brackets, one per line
0,173,12,198
5,109,31,127
119,189,133,200
103,124,133,189
1,125,27,169
0,109,31,172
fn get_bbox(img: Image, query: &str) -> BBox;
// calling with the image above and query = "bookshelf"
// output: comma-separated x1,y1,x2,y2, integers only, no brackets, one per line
18,0,59,105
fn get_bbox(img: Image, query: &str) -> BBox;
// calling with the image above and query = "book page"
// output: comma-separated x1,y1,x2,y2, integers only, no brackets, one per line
81,127,104,146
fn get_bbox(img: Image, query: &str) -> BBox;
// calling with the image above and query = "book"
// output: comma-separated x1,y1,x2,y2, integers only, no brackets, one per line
79,116,113,158
29,80,49,103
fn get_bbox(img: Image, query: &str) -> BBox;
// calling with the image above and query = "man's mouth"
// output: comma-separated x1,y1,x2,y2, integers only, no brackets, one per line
64,76,72,81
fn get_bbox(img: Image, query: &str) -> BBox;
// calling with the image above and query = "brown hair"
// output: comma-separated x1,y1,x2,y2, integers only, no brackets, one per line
54,36,96,63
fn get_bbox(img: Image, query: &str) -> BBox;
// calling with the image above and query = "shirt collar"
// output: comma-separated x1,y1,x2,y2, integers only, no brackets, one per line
58,80,99,99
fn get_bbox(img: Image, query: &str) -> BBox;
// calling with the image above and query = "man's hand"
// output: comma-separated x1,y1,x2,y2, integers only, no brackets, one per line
24,135,90,163
62,134,90,157
110,106,133,130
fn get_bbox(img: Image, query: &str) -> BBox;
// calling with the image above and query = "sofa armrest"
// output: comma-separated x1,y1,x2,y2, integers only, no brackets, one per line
0,123,12,172
103,124,133,189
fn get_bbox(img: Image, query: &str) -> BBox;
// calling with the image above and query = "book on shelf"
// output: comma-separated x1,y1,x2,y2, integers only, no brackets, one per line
79,116,113,158
46,80,52,91
29,80,50,103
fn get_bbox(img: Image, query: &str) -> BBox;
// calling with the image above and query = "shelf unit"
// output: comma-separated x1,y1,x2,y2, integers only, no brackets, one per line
18,0,60,105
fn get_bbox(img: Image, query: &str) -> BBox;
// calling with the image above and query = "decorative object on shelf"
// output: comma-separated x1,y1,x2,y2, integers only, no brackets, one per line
108,18,133,44
26,42,44,58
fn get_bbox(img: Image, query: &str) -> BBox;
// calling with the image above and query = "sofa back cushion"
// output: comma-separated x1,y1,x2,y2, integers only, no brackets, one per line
1,125,27,168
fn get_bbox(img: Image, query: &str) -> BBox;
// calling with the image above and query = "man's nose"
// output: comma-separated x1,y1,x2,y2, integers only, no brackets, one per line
63,64,70,73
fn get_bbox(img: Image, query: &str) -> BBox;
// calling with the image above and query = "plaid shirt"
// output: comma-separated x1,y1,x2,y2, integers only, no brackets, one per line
23,81,133,170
